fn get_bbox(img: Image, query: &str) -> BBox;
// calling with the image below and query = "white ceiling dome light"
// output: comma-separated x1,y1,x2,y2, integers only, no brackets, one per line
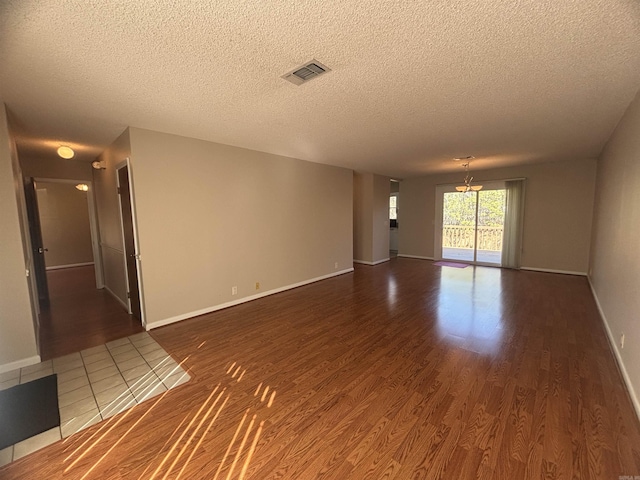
57,145,75,159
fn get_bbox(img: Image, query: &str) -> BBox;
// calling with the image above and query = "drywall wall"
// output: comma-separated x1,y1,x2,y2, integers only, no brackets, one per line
353,172,390,264
589,89,640,416
128,127,353,327
93,129,130,305
372,174,391,262
399,159,597,273
21,155,93,180
37,182,93,268
353,172,373,262
0,103,39,371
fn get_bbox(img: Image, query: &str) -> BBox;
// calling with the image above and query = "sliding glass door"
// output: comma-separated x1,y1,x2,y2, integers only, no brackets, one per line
437,185,506,265
442,191,477,262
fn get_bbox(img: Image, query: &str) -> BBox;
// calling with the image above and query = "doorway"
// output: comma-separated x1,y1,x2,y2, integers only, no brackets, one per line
435,183,506,266
23,177,144,359
389,187,399,257
34,180,102,282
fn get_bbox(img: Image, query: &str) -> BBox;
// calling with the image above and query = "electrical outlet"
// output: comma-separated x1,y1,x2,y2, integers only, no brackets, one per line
255,282,260,290
232,286,237,295
620,333,625,349
334,262,338,269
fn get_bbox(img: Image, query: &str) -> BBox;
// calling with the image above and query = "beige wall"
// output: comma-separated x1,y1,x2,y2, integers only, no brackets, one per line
353,172,390,264
128,127,353,327
372,174,391,262
590,89,640,414
399,159,597,273
353,172,373,262
37,182,94,268
21,155,93,181
93,129,131,305
0,103,38,371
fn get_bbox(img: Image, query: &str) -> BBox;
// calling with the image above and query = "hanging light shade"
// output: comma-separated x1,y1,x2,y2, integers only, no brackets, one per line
456,162,482,193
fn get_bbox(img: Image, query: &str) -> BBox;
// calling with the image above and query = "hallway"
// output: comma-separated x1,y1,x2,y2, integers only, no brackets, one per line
38,266,144,360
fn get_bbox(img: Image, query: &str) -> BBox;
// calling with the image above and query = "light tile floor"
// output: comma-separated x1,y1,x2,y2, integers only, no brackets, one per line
0,332,190,467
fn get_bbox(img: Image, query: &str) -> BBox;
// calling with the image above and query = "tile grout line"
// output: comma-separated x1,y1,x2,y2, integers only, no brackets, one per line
79,350,103,425
127,334,174,400
117,336,156,404
104,339,137,411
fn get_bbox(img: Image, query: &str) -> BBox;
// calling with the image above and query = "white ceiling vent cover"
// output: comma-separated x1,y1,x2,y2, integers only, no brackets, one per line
282,59,331,85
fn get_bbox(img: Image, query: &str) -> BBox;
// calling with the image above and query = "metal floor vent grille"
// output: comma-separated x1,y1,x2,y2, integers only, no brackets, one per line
282,60,331,85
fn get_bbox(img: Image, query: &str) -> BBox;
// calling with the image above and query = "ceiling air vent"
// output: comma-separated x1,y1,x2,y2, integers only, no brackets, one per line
282,59,331,85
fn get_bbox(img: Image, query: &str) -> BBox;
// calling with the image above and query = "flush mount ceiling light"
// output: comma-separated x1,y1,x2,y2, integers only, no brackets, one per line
455,162,483,192
75,184,89,191
57,145,75,159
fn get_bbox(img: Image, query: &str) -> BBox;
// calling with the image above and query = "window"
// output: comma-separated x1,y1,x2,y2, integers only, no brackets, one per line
390,194,398,227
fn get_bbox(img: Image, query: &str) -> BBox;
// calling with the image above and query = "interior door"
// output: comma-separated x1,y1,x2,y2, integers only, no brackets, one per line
23,177,50,307
117,165,142,321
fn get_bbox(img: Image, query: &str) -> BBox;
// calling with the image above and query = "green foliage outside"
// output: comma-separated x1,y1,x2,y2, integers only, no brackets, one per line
443,190,506,227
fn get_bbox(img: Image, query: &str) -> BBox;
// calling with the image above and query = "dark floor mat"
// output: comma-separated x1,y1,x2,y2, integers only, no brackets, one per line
0,374,60,450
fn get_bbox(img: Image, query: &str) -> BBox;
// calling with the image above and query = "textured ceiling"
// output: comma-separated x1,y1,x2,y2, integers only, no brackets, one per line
1,0,639,177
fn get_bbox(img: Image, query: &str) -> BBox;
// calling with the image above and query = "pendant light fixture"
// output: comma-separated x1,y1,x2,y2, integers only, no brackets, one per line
455,162,483,192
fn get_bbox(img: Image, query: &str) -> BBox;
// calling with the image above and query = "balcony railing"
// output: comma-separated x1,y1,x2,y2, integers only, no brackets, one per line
442,225,503,251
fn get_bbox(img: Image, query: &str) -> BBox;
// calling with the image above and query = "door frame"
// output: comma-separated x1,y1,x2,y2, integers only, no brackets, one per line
434,180,507,266
115,158,146,328
34,177,104,289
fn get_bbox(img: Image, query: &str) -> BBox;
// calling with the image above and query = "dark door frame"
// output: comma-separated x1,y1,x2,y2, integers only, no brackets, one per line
116,158,145,327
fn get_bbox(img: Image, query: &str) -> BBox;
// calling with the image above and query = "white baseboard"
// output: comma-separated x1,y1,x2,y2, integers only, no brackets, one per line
520,267,587,276
146,268,355,330
353,258,390,266
587,277,640,422
46,262,94,271
397,254,434,261
104,284,129,310
0,355,41,375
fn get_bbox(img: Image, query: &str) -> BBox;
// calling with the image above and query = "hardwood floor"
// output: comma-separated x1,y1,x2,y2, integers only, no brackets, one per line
4,259,639,479
38,266,144,360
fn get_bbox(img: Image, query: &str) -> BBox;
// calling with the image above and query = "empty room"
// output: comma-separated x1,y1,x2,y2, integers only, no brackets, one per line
1,1,639,479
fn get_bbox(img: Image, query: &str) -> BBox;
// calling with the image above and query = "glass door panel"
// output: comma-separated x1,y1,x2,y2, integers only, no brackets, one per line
476,190,506,265
442,192,477,262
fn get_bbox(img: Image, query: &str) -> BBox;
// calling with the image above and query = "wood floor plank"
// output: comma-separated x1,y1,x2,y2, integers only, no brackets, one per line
38,266,144,359
2,259,639,479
